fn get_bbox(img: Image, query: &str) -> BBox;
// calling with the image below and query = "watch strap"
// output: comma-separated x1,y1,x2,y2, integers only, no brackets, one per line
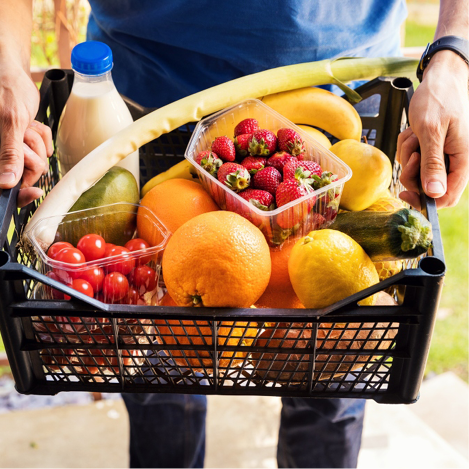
417,35,469,82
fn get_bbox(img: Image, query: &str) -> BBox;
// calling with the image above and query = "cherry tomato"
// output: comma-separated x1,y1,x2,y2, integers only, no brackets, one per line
102,272,129,302
54,247,86,281
122,286,140,305
77,234,106,262
47,241,73,260
129,265,157,293
125,238,152,265
70,278,94,298
104,243,117,258
45,271,66,300
78,267,105,292
105,246,135,275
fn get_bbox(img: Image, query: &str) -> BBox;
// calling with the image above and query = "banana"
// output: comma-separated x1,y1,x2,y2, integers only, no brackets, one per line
296,124,332,149
141,159,199,197
262,87,362,141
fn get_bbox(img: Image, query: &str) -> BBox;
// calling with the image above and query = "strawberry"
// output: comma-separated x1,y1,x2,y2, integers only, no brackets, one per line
283,159,322,181
240,156,266,174
217,162,251,192
277,128,306,157
225,193,264,227
276,179,312,208
252,167,282,195
275,179,316,230
238,188,275,211
234,118,259,137
195,150,222,177
234,133,252,158
266,151,296,172
212,136,236,162
248,129,277,156
311,212,326,230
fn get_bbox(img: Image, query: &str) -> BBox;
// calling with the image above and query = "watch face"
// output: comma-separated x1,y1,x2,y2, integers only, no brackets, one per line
417,43,430,82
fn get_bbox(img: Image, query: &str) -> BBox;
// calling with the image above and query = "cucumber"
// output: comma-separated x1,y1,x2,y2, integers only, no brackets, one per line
329,208,433,261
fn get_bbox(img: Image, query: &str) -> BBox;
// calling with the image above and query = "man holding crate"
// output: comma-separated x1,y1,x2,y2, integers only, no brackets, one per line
0,0,467,467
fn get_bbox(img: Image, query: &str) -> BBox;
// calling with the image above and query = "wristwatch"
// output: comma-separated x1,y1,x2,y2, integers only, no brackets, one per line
417,35,469,82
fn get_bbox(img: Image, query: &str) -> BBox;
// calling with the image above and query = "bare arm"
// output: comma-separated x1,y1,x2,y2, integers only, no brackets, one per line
0,0,53,207
397,0,469,209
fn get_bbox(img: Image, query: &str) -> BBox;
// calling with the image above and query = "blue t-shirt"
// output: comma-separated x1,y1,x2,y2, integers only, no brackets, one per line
87,0,407,108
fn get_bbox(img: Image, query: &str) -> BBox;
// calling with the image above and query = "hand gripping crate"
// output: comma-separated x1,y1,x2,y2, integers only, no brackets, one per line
0,70,445,404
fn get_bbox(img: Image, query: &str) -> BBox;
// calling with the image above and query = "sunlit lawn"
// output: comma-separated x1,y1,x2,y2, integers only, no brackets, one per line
426,187,469,380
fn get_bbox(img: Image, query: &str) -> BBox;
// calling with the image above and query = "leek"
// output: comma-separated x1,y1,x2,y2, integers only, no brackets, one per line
24,57,418,248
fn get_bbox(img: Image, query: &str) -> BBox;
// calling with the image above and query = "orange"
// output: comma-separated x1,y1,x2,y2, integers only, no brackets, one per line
255,239,304,309
157,292,258,371
137,178,219,246
162,211,271,308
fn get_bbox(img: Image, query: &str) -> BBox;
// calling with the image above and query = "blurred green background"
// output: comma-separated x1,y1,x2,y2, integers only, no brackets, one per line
1,0,467,382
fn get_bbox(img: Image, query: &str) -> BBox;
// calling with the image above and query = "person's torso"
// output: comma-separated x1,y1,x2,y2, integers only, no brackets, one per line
87,0,407,107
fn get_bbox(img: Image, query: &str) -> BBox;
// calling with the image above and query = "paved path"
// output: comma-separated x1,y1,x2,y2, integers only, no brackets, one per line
0,372,467,468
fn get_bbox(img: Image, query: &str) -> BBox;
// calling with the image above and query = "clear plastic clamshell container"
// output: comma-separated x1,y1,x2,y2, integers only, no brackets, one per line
185,98,352,246
25,202,170,376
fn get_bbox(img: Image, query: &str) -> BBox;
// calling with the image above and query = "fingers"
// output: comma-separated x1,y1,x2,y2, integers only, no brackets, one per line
396,127,414,163
418,119,448,198
399,151,421,194
27,121,53,157
17,186,44,209
398,190,421,211
0,123,25,189
399,147,466,210
396,127,419,168
24,127,48,168
22,143,48,188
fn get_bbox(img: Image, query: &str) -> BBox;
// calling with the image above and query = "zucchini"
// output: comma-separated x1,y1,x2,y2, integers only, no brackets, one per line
329,208,433,261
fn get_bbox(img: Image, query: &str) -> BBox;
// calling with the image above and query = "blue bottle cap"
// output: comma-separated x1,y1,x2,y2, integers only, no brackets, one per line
71,41,113,75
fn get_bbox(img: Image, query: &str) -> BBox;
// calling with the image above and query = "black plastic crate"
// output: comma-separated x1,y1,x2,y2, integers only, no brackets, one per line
0,70,445,404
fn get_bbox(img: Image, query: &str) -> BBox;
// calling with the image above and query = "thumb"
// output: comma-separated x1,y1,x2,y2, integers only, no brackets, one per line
418,128,448,198
0,126,24,189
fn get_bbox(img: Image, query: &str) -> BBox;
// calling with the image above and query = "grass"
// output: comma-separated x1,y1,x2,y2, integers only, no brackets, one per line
404,21,436,47
425,187,469,380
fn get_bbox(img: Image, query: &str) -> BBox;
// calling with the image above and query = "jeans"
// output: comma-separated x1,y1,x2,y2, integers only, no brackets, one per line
122,393,365,468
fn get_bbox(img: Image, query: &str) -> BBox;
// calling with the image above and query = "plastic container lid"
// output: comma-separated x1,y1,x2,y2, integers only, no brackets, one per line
71,41,113,75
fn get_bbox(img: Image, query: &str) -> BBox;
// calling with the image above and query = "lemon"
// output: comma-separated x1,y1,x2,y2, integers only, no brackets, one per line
288,229,379,309
330,139,393,211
